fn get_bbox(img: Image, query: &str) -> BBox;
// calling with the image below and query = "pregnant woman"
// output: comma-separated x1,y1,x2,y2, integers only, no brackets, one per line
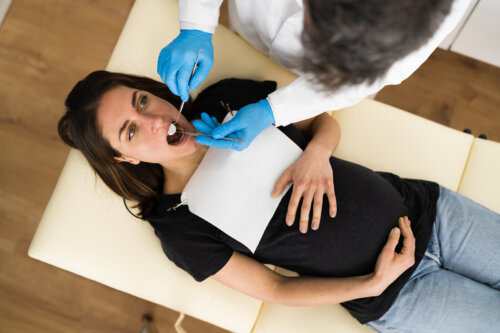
58,71,500,332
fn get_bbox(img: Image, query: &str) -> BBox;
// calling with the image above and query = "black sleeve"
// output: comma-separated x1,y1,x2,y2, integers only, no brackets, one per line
187,78,277,123
151,217,234,282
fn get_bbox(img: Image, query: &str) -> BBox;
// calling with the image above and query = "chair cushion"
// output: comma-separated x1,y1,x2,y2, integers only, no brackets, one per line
29,0,481,332
332,99,473,190
458,138,500,213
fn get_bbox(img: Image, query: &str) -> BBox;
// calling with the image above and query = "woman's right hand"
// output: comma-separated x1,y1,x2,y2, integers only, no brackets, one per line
371,216,416,295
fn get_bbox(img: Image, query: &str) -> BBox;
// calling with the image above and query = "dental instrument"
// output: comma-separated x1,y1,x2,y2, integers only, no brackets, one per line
181,130,243,142
168,51,201,136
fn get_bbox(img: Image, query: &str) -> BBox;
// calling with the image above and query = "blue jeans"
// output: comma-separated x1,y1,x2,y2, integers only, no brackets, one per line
367,186,500,333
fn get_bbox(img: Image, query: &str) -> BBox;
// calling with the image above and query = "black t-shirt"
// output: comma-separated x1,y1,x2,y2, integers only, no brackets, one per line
148,79,439,324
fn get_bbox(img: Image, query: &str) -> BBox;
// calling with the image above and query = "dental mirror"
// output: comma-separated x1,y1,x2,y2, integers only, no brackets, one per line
167,123,177,136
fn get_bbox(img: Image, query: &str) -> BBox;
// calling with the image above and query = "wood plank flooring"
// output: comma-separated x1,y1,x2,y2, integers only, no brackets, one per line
376,49,500,142
0,0,499,332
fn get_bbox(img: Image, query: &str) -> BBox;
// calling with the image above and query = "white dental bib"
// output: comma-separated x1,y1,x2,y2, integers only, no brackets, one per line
181,113,303,253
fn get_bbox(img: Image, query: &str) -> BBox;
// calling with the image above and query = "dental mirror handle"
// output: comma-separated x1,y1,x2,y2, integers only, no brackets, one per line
175,52,201,123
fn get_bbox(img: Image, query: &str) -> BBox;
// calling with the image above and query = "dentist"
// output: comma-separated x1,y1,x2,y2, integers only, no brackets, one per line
157,0,470,230
157,0,470,150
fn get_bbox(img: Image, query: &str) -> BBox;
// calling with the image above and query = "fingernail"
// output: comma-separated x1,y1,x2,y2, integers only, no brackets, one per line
286,217,292,226
330,209,336,217
312,222,318,230
392,228,399,234
300,226,307,233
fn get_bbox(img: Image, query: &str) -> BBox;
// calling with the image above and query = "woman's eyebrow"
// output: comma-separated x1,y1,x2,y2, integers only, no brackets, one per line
131,90,138,108
118,120,129,141
118,90,139,141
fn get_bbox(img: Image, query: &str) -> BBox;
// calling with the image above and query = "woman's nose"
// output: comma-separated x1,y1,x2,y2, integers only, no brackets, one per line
146,115,164,134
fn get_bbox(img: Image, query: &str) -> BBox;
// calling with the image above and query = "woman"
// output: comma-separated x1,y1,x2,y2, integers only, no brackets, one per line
58,71,500,332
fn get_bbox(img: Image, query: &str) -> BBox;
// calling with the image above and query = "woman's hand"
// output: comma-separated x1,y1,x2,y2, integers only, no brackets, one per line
371,216,416,295
272,147,337,233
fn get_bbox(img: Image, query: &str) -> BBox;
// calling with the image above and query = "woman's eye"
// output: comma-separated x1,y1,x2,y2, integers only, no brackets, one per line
128,124,136,141
139,95,147,111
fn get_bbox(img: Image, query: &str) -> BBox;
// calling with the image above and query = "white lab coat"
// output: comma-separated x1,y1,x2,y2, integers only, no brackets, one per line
178,0,471,126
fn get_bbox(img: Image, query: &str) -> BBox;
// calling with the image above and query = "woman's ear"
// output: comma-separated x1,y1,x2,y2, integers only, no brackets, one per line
113,155,140,165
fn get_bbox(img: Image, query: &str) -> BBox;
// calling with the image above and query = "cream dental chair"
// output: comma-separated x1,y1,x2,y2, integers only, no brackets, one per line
29,0,500,332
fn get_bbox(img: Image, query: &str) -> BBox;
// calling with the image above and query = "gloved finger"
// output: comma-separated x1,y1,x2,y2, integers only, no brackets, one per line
213,123,241,140
164,66,180,97
311,192,323,230
233,140,249,151
195,136,241,150
212,117,243,139
211,116,219,128
176,65,192,102
157,47,173,74
192,119,214,135
272,167,292,198
189,57,213,90
299,191,314,233
200,112,216,130
157,48,167,77
159,62,169,87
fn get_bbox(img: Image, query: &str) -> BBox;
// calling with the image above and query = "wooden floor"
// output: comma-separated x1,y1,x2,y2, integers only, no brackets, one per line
0,0,498,332
376,49,500,142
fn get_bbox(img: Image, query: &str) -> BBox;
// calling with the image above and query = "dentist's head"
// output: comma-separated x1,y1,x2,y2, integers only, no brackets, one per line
301,0,453,90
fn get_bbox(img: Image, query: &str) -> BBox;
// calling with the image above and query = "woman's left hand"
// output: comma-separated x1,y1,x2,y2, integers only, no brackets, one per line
272,149,337,233
371,216,415,295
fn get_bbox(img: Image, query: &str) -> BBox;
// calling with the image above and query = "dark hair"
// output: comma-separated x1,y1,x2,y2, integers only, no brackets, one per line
58,70,192,218
301,0,453,90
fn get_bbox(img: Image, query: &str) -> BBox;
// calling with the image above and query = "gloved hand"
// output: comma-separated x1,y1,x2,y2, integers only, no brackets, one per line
157,29,214,101
193,99,275,151
193,112,223,135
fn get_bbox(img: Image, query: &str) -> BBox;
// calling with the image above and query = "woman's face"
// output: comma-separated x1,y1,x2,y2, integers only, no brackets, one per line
97,85,199,165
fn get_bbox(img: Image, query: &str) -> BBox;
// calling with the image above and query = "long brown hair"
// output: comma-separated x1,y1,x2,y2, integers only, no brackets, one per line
58,70,192,218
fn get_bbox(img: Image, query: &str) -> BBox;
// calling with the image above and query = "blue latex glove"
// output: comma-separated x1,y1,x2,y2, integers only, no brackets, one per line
157,29,214,101
193,99,275,151
193,112,222,134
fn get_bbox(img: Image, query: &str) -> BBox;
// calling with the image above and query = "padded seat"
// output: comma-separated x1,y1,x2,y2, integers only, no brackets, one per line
332,99,473,191
458,138,500,212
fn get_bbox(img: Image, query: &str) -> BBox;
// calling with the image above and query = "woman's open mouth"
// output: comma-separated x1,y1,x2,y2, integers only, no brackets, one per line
166,122,185,145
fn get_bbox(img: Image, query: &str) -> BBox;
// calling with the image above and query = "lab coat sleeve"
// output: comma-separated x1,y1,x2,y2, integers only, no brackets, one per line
267,75,376,127
178,0,224,34
267,0,471,127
